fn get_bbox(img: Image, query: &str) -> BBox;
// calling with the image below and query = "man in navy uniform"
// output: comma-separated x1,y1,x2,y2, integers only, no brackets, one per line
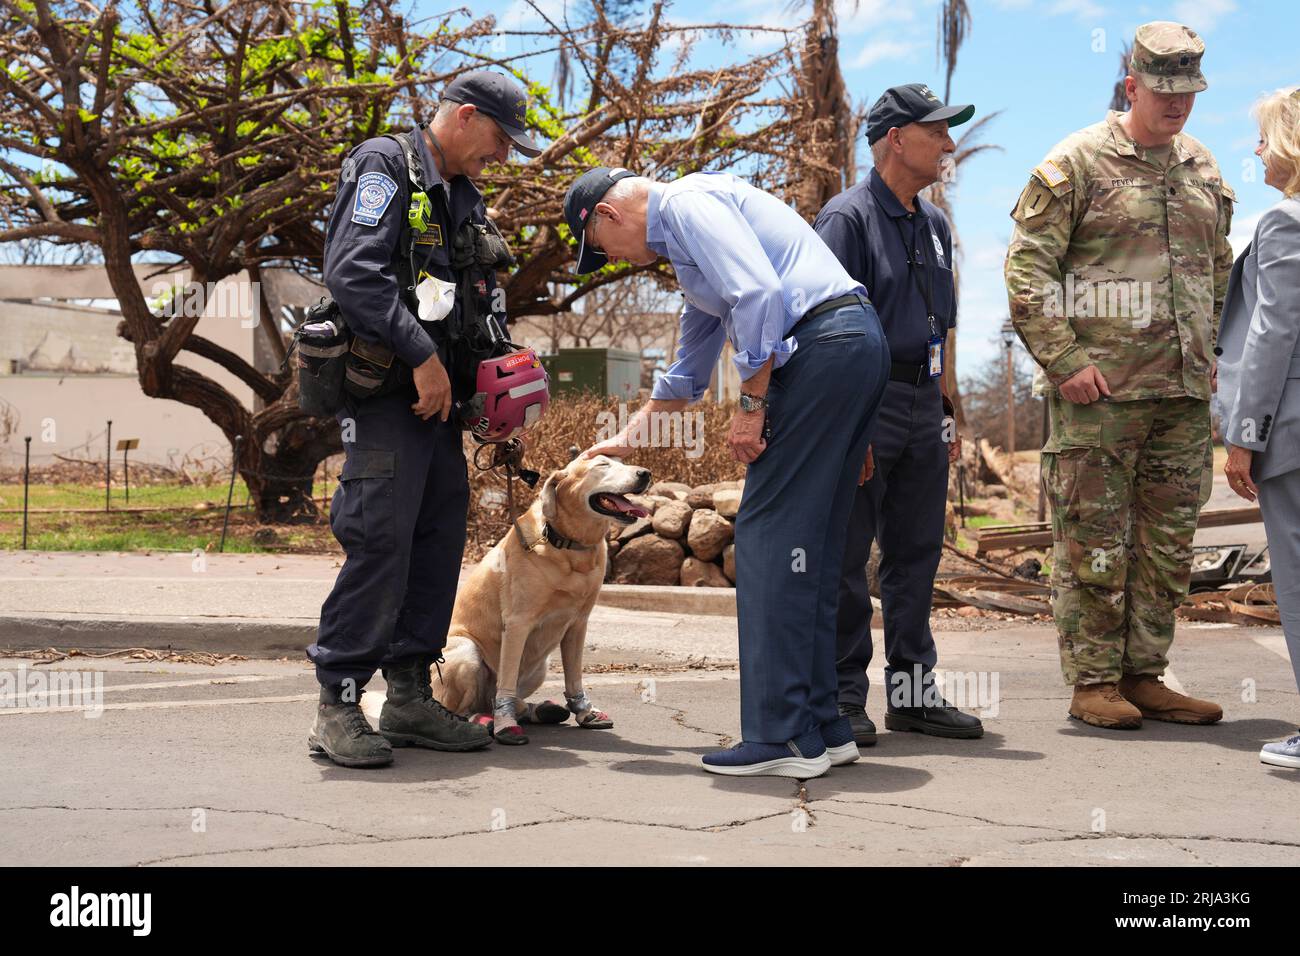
814,84,984,745
306,71,542,768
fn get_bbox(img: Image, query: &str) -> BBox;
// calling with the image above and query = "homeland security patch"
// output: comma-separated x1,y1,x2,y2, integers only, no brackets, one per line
351,171,398,227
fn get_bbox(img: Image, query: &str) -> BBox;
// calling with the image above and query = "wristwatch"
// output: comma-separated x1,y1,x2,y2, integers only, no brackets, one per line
739,393,769,413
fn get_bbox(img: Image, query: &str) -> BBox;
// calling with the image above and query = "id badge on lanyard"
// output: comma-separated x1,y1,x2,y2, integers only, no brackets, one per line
926,315,943,379
891,212,945,381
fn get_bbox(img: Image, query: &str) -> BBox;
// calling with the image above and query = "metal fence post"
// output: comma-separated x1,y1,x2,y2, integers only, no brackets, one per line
219,434,242,553
105,419,112,512
22,436,31,549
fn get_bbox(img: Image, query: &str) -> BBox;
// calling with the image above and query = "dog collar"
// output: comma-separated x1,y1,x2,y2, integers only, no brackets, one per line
542,521,592,551
513,519,593,552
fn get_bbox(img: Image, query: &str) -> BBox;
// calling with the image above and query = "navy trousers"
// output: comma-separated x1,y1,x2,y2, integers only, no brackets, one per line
734,299,889,743
308,387,469,689
835,378,947,709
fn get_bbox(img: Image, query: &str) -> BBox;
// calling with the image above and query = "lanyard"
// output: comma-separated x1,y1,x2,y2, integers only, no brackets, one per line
890,215,940,340
871,188,940,340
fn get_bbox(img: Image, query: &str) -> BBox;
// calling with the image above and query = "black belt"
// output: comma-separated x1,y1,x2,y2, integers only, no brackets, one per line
790,292,867,335
890,361,931,386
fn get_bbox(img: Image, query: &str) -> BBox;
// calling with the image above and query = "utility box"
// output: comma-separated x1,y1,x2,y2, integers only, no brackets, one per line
541,348,641,400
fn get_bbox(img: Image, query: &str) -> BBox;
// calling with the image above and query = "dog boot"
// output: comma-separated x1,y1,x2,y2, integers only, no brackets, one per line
518,700,570,725
309,686,393,768
492,696,529,745
1118,674,1223,725
379,657,492,751
1068,682,1142,730
565,689,613,729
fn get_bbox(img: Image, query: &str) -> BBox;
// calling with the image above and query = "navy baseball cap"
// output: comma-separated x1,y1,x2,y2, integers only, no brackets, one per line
443,70,542,158
866,83,974,145
564,166,637,274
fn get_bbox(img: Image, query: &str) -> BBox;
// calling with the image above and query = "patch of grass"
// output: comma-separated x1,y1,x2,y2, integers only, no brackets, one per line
0,497,340,554
0,481,251,512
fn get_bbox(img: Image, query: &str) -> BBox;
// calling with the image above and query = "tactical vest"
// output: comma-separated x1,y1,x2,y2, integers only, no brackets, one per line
298,127,518,417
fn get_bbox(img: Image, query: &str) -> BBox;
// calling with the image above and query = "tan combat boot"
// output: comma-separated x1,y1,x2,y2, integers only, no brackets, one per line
1118,674,1222,725
1069,682,1142,729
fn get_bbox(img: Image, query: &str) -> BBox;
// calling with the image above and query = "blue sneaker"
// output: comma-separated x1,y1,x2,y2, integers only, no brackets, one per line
820,715,860,766
1261,731,1300,769
701,727,831,778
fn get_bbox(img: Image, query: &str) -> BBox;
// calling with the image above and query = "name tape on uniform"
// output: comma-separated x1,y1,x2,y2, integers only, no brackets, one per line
414,224,444,247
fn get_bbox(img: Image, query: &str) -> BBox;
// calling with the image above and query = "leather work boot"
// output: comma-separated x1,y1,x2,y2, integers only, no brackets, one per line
379,658,493,751
837,702,878,747
308,686,394,768
1068,682,1142,730
1118,674,1223,725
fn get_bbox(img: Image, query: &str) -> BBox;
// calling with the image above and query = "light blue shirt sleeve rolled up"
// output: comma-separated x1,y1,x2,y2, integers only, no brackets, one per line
647,173,864,402
654,301,728,402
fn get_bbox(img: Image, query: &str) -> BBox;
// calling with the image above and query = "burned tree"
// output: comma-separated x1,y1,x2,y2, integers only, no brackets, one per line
0,0,496,518
1,0,841,518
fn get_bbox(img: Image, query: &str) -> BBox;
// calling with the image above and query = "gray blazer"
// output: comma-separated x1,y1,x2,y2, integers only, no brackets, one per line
1215,196,1300,483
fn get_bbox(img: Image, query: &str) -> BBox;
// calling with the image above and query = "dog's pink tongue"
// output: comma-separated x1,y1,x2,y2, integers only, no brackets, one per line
604,494,650,519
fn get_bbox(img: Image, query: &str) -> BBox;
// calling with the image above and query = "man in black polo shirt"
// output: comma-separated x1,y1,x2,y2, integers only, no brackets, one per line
814,83,984,745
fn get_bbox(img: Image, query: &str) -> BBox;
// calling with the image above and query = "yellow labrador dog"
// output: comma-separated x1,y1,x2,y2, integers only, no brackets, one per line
432,454,651,744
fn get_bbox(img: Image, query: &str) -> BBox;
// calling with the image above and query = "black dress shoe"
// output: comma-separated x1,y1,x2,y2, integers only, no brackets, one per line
885,698,984,739
837,702,878,747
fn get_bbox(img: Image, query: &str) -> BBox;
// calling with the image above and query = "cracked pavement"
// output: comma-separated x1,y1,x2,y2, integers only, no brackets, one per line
2,617,1299,865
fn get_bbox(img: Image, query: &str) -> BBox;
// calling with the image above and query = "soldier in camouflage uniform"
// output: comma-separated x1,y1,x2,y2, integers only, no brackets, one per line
1004,22,1234,729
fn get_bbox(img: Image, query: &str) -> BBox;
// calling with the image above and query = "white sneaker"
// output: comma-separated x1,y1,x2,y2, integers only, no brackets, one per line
1260,732,1300,769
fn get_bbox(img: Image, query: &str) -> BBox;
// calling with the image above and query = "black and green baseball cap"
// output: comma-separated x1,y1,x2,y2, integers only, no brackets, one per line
866,83,975,145
443,70,542,158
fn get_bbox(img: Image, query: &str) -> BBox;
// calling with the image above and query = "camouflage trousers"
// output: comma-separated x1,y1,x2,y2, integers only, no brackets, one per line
1041,394,1213,685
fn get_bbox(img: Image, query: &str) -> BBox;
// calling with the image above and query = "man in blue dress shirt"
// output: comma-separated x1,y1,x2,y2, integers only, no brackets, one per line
814,84,984,745
574,168,890,778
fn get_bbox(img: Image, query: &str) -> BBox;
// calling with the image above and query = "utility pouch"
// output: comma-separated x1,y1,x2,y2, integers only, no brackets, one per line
293,298,349,416
344,335,399,399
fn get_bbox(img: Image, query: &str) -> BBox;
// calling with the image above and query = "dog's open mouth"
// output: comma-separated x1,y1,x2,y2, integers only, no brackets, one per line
590,492,651,523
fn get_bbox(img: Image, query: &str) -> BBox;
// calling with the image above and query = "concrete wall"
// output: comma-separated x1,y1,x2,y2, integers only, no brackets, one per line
0,300,137,374
0,264,326,468
0,375,232,469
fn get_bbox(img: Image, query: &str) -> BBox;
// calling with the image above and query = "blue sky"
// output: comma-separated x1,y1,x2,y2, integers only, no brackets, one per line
441,0,1298,373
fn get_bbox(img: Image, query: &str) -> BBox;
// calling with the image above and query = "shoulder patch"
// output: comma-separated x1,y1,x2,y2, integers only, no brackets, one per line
351,171,399,227
1034,159,1069,189
1011,176,1067,231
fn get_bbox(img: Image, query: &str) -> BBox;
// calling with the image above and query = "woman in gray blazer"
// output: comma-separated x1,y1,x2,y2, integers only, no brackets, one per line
1218,87,1300,770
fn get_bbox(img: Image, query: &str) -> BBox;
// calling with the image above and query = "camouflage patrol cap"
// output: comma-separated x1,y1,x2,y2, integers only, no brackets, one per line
1130,21,1207,93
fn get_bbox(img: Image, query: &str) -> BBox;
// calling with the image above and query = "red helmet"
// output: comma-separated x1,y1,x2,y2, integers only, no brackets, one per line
459,348,550,442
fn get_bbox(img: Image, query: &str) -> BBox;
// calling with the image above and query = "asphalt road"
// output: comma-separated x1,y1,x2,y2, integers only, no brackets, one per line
2,620,1297,866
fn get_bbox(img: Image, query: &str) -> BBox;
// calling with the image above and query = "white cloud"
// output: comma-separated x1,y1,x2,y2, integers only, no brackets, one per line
497,0,569,32
835,0,918,36
700,0,914,40
992,0,1108,22
1171,0,1239,34
848,38,919,69
1229,208,1260,257
1048,0,1109,21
